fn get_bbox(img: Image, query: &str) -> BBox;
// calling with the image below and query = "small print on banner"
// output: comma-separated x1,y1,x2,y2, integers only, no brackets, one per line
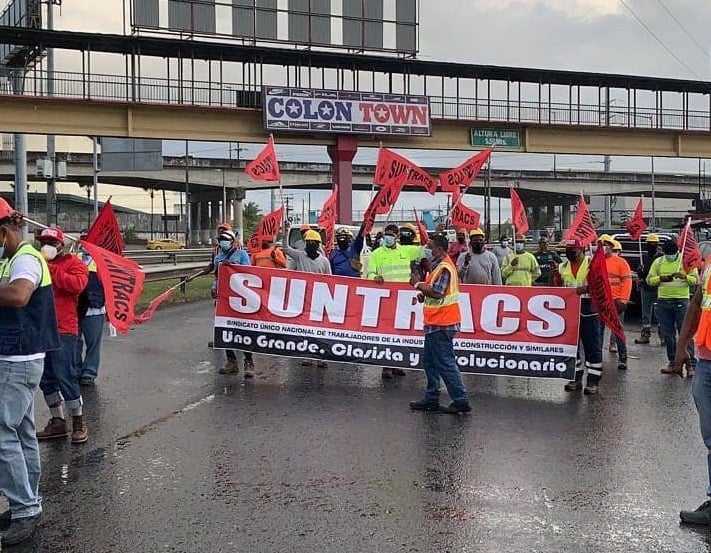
214,266,581,380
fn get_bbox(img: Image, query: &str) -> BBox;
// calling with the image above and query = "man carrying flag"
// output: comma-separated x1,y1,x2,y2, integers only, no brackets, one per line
0,199,59,545
552,239,604,395
330,227,365,277
598,235,632,370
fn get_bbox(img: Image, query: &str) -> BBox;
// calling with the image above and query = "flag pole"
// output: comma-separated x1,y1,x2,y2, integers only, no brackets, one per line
23,216,79,243
678,216,691,272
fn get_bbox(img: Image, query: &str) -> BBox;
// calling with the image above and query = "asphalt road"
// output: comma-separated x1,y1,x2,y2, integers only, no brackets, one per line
5,301,711,552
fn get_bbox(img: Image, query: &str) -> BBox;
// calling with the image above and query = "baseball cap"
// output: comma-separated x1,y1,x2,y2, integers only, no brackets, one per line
563,239,584,248
39,227,65,243
0,197,17,223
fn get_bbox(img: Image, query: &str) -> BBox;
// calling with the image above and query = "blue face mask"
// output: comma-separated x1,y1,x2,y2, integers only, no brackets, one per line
423,247,434,260
382,235,396,247
219,240,232,251
515,243,524,252
665,254,678,262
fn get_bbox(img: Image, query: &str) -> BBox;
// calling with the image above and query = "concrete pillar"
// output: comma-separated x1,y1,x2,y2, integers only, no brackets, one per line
200,201,211,245
561,203,572,229
234,188,245,245
545,204,555,227
190,201,201,244
327,135,358,225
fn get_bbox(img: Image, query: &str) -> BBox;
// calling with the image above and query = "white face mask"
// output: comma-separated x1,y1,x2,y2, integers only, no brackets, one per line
0,232,6,259
40,244,58,261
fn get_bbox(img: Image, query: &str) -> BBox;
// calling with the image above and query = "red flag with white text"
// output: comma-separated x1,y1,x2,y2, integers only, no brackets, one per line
317,186,338,255
510,188,529,235
79,240,145,335
134,287,175,325
678,219,702,272
563,197,598,247
245,137,281,182
247,206,285,254
588,245,625,342
451,202,481,230
374,148,438,195
413,209,430,246
625,197,647,240
439,148,492,193
85,200,124,255
363,180,405,235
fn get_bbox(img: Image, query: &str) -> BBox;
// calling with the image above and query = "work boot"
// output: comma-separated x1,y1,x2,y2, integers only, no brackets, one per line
440,401,472,414
0,508,11,531
392,368,406,377
1,513,41,546
681,500,711,525
243,357,255,378
634,334,650,345
584,383,599,395
219,360,239,374
409,399,441,411
564,380,582,392
618,358,628,370
36,417,68,440
381,367,393,379
71,415,89,444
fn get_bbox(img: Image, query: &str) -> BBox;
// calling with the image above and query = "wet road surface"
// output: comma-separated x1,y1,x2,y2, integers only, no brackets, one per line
6,301,711,552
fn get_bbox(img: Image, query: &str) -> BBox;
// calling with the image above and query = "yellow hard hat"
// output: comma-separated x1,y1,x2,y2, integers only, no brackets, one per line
646,233,659,243
598,233,613,244
469,228,485,237
612,240,622,250
304,230,322,243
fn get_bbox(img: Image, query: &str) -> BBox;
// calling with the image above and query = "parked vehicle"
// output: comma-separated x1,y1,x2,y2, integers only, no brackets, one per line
146,238,185,250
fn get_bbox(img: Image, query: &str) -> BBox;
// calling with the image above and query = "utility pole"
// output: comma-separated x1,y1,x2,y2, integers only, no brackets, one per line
45,0,59,225
602,155,612,227
92,137,99,218
10,70,28,239
651,156,656,228
184,140,190,246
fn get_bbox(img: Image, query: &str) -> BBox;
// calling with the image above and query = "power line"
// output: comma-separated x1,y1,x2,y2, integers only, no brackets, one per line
653,0,708,62
616,0,702,79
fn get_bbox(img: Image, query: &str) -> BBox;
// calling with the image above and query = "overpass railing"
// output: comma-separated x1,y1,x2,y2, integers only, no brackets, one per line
3,69,709,132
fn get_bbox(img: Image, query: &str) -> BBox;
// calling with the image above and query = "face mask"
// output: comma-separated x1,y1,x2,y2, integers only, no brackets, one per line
337,238,349,250
471,242,484,254
218,240,232,251
647,245,659,256
305,243,319,256
501,240,509,247
457,236,465,244
383,235,396,247
565,249,578,261
399,233,413,245
665,254,678,262
423,247,434,260
40,244,58,261
515,243,524,253
0,232,5,259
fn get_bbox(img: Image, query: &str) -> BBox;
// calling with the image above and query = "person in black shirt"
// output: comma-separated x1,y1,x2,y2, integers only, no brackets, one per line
635,233,663,344
533,237,562,285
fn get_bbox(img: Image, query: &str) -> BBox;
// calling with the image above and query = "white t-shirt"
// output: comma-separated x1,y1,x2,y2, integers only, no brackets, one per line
0,252,45,362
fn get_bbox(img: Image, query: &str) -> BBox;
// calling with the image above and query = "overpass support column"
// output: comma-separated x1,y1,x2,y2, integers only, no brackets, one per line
561,204,571,230
546,204,555,227
235,188,245,245
327,136,358,225
190,201,201,244
200,201,210,245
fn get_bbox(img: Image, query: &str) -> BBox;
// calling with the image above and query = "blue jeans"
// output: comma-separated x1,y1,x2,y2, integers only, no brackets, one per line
640,287,656,330
693,359,711,496
655,299,696,364
422,329,468,404
0,358,43,519
75,314,104,379
41,334,83,412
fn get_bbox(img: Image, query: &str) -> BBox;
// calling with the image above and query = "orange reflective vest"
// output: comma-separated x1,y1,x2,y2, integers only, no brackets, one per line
423,256,461,326
695,265,711,350
251,247,286,269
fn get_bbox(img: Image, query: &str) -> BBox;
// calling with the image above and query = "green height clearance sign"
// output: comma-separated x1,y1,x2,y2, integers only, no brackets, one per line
471,128,522,149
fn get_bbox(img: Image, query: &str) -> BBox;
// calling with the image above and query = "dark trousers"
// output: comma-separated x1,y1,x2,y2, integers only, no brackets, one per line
574,310,604,385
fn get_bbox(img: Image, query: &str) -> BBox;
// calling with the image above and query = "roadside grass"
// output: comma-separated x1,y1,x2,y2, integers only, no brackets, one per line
137,276,214,311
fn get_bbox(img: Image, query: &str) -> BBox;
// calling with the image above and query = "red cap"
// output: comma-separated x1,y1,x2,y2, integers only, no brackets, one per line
0,198,17,221
563,239,583,248
217,222,232,231
39,227,65,243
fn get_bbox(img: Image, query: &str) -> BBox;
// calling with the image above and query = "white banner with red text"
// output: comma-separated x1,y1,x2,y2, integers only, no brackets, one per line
214,266,581,380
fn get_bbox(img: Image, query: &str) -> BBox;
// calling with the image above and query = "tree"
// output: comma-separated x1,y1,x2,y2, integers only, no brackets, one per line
243,201,262,238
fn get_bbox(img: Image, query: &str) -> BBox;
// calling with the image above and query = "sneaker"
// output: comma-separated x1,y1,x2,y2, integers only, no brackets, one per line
584,384,599,395
71,415,89,444
618,360,628,370
207,340,214,348
243,358,255,378
1,513,41,546
0,509,10,531
681,499,711,525
36,417,68,440
440,401,472,414
634,335,650,345
564,380,582,392
409,399,441,411
79,376,95,386
219,361,239,375
381,367,393,379
392,368,406,377
661,363,681,375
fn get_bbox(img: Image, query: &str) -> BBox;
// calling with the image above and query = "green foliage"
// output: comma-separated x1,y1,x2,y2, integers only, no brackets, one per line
242,201,262,238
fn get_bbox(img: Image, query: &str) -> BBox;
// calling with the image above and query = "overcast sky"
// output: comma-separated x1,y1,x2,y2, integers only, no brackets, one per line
13,0,711,217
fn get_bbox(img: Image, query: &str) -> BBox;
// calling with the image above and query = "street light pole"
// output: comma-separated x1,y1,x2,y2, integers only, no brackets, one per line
651,156,656,228
222,170,227,222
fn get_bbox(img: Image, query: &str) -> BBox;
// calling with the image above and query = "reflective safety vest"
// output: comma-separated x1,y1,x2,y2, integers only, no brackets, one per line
695,265,711,350
423,257,461,326
558,256,591,298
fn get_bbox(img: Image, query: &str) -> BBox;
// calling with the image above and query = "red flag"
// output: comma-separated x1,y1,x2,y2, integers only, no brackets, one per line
413,209,430,246
79,240,145,335
85,200,124,255
245,137,280,182
510,188,529,235
362,180,405,235
625,197,647,240
678,219,702,272
563,197,598,247
374,148,438,195
247,206,285,254
451,202,481,230
134,287,175,325
317,186,338,256
588,245,625,342
439,148,492,193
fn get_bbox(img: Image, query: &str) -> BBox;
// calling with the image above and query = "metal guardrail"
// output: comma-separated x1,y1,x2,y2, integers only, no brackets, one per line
5,69,710,132
124,248,212,266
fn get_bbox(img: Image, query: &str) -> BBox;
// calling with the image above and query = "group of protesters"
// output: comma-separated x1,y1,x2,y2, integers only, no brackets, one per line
0,199,108,545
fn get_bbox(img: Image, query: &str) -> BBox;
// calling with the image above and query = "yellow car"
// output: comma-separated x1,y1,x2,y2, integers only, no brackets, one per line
146,238,185,250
